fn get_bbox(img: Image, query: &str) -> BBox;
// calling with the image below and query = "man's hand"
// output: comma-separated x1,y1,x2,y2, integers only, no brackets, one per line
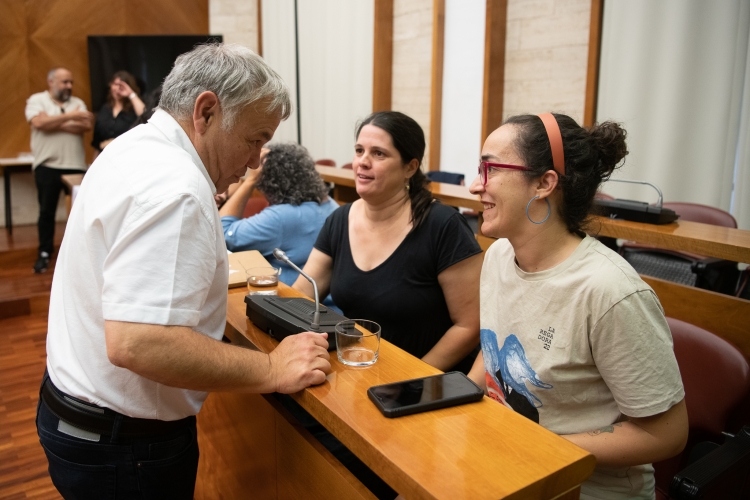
268,332,331,393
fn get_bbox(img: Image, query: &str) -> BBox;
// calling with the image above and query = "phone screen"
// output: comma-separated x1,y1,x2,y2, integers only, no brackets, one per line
369,372,480,410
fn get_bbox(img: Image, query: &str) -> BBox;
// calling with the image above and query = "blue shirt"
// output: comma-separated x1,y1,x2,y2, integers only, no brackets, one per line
222,198,338,285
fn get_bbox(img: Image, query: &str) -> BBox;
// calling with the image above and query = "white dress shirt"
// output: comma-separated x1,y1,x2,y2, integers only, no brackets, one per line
47,110,229,420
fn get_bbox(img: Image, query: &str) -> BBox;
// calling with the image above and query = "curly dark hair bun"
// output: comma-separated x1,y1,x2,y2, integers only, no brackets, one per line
504,113,629,236
589,121,628,182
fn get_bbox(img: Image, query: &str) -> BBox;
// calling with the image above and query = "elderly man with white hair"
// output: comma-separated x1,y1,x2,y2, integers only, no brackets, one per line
36,44,331,499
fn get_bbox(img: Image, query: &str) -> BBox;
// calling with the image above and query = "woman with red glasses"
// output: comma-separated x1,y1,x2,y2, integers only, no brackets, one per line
467,113,687,500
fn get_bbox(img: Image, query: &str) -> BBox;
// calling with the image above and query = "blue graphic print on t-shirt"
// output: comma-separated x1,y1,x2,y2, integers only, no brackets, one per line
481,329,552,423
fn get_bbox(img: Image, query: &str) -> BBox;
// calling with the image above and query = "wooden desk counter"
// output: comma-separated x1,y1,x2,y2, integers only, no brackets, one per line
592,216,750,263
220,285,595,500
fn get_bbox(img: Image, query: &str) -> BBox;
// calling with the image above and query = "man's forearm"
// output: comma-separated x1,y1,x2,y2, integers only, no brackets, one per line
105,321,278,393
59,119,92,134
31,113,73,132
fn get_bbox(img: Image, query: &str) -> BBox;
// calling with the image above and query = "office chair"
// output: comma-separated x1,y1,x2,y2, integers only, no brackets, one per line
426,170,464,186
620,202,741,294
315,159,336,167
242,196,269,218
341,163,352,169
653,317,750,499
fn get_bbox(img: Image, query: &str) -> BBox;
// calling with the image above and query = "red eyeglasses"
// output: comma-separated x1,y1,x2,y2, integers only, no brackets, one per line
477,161,531,186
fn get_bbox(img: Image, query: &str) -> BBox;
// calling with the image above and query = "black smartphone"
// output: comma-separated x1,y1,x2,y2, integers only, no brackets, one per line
367,371,484,418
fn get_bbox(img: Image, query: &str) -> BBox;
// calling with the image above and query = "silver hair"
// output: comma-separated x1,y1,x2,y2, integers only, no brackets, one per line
159,43,291,129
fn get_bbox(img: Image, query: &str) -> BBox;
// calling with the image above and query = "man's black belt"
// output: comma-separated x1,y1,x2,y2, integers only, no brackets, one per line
41,377,193,437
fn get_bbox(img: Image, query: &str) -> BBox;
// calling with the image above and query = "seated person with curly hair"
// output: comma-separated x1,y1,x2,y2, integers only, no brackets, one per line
219,143,338,285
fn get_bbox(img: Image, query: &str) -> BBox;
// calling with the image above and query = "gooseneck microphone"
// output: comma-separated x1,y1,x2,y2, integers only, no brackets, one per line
605,178,664,207
273,248,320,331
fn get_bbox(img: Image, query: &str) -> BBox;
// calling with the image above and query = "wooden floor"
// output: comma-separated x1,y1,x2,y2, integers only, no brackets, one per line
0,224,61,500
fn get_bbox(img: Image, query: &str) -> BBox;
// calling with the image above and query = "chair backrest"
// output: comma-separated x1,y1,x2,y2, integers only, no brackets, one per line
315,159,336,167
654,317,750,497
341,163,353,170
663,202,737,228
426,171,465,186
667,317,750,436
243,196,269,218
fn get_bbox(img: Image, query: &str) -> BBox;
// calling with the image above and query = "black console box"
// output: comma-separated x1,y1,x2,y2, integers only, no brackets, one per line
244,295,347,351
594,199,679,225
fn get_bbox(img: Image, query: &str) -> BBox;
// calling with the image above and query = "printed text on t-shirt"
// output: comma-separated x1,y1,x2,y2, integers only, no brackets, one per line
537,327,555,350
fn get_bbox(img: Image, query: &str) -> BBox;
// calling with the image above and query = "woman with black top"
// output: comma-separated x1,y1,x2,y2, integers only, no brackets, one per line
295,111,482,373
92,71,145,151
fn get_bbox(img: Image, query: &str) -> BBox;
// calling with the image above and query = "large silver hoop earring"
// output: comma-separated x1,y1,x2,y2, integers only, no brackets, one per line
526,196,551,225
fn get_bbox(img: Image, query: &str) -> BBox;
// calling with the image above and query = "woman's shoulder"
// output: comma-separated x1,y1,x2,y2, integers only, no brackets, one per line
575,237,653,297
424,200,459,221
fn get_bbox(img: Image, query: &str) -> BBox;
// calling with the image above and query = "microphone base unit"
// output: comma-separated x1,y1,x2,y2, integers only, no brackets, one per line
594,199,679,225
244,295,347,351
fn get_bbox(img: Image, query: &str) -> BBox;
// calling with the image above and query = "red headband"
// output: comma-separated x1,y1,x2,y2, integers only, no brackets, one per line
538,113,565,176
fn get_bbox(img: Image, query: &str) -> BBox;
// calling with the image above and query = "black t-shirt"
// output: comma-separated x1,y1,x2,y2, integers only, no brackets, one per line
92,104,138,150
315,202,482,373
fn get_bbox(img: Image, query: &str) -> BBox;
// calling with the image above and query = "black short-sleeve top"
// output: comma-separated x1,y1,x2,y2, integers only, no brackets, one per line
315,201,482,372
92,104,138,150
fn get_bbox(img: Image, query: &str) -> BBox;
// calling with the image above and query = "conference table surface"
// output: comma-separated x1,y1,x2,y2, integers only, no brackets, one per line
226,283,595,500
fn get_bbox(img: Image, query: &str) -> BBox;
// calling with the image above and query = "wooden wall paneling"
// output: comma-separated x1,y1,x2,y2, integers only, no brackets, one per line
428,0,445,171
372,0,394,112
125,0,208,34
0,2,31,157
481,0,507,143
26,0,127,164
583,0,603,127
3,0,209,164
641,276,750,362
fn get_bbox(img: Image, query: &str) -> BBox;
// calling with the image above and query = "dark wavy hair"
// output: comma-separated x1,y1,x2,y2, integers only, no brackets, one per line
106,71,141,113
504,113,628,237
255,143,329,206
356,111,433,229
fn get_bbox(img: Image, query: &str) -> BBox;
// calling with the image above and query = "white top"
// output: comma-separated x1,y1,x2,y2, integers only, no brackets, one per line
480,236,684,500
25,91,88,170
46,109,229,420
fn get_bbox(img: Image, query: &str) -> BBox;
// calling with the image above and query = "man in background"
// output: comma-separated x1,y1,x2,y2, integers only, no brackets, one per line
25,67,93,273
36,44,331,499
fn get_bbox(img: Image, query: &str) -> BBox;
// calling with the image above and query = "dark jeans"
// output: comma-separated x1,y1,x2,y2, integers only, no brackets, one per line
36,375,199,500
34,165,84,256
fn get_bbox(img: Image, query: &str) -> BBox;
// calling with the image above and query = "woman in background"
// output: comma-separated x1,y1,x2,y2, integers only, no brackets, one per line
467,112,687,499
296,111,482,374
220,143,338,286
92,71,145,151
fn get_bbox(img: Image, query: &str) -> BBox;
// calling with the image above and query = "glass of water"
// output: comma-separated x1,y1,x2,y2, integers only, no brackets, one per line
335,319,381,367
246,266,281,295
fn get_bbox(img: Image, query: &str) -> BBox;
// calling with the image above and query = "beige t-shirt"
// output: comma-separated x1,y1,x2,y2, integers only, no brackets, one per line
25,91,87,171
480,236,684,500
